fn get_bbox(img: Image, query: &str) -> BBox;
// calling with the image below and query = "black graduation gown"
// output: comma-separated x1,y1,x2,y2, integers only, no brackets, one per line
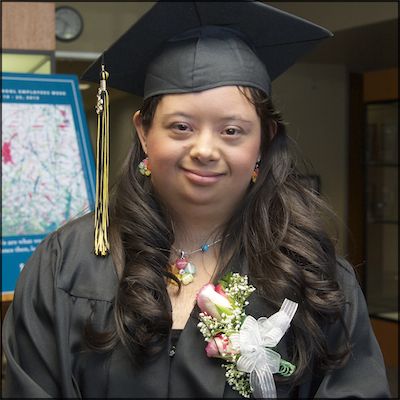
2,213,391,398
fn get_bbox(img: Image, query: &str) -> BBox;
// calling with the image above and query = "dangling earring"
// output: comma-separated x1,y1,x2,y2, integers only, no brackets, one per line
251,159,260,183
138,157,151,176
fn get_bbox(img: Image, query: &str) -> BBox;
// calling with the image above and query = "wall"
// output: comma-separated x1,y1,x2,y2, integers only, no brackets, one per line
56,2,155,53
273,2,397,32
2,2,55,50
55,2,397,53
274,63,348,255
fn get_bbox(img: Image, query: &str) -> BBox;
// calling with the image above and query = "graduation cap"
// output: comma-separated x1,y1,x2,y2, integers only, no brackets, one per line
82,1,332,256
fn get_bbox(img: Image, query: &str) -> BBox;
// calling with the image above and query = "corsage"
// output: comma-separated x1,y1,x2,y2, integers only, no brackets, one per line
196,273,298,398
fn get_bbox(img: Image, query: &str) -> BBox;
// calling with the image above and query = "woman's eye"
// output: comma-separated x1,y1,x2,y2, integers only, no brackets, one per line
173,123,190,132
223,127,241,136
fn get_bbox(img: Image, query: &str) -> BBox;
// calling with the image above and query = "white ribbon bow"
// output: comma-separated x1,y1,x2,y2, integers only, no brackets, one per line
230,299,298,399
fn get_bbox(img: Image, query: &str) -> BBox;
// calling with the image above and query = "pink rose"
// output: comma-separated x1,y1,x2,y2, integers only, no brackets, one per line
196,283,233,319
205,334,237,360
215,283,228,298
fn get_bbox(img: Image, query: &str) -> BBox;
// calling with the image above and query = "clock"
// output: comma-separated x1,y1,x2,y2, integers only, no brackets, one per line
56,6,83,42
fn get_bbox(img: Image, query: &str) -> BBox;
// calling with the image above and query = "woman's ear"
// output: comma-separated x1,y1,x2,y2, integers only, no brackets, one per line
268,120,278,141
133,110,147,154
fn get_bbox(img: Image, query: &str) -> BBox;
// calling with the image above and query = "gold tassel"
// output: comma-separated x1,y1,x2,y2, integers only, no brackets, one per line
94,64,110,256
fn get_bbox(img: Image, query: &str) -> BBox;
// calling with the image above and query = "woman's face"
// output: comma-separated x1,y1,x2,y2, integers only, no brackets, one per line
134,86,261,219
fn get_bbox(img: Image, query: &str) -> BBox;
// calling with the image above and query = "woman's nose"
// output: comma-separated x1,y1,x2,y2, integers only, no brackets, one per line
189,130,220,163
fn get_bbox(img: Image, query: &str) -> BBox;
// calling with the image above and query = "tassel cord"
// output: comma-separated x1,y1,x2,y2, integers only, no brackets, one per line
94,68,110,256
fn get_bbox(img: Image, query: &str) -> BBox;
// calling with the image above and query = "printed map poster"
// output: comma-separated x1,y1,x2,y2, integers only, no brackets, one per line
1,73,95,298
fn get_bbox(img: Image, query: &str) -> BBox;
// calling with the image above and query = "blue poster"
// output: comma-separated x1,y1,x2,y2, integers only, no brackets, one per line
1,73,96,297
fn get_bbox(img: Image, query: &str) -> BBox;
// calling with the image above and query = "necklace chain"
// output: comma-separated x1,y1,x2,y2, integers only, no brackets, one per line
171,237,224,258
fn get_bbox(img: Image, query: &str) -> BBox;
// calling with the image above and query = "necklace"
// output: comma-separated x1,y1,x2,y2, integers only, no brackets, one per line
169,237,224,286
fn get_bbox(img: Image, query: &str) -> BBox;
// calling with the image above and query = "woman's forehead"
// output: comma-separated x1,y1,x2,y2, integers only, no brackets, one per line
155,86,259,118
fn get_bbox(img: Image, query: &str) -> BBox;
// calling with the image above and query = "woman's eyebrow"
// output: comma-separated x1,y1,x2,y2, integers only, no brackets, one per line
162,112,194,119
162,113,253,123
218,115,254,124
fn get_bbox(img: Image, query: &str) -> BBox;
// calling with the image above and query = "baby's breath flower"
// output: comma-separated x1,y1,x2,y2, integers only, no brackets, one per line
222,363,252,398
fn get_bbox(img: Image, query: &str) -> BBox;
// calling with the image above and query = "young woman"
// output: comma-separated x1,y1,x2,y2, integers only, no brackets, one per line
3,2,390,398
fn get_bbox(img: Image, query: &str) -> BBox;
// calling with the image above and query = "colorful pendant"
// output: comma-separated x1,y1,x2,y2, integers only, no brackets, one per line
185,262,196,274
170,251,196,285
169,236,225,286
175,256,188,270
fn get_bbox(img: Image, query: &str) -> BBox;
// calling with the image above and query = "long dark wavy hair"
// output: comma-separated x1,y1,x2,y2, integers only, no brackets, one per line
86,86,351,382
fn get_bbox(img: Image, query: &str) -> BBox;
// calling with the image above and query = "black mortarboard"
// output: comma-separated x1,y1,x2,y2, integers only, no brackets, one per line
82,1,332,256
82,1,332,98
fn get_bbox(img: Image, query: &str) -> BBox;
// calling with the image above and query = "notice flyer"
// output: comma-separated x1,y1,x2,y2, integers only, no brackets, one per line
1,73,95,299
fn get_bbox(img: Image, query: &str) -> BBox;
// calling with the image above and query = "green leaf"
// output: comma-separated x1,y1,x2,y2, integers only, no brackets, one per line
219,272,233,288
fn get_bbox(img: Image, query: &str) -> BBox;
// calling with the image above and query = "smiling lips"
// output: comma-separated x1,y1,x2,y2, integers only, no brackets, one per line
183,168,225,185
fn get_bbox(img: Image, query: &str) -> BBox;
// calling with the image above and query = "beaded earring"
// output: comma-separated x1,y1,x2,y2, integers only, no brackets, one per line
138,157,151,176
251,159,260,183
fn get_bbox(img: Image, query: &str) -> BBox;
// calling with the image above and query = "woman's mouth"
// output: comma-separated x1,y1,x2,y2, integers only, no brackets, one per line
182,168,225,185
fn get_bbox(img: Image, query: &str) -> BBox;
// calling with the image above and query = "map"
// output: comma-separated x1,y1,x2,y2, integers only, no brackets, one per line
2,103,91,235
